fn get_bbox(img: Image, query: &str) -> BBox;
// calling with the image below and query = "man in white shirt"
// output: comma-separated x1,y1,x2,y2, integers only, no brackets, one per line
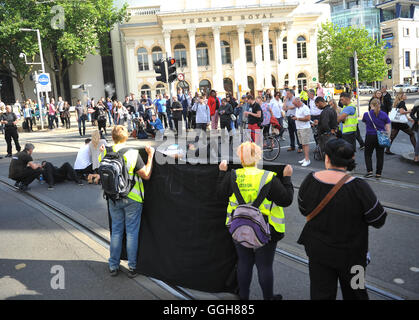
283,89,302,152
307,89,322,145
292,98,311,166
74,138,94,179
270,92,285,140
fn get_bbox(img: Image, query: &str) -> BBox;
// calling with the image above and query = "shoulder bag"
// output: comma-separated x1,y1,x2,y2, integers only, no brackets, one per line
389,107,408,124
367,111,391,148
306,174,351,222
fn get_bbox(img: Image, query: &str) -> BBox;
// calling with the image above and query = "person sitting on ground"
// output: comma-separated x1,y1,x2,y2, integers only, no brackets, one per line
74,138,94,180
8,143,42,191
41,161,83,190
147,113,164,139
88,130,107,184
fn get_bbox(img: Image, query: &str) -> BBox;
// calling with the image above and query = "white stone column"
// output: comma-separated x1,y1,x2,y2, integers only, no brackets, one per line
275,27,284,88
212,26,224,93
262,23,273,90
254,30,264,91
286,22,296,87
163,29,172,58
237,24,249,92
187,28,199,94
309,28,318,87
125,39,137,96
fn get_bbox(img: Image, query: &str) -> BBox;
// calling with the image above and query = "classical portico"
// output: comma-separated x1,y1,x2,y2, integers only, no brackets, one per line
117,2,325,99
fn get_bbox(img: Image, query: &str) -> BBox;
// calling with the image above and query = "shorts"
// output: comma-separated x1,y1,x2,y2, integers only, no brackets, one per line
297,128,311,145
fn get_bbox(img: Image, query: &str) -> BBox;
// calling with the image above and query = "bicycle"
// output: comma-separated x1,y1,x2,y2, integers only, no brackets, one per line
240,122,280,162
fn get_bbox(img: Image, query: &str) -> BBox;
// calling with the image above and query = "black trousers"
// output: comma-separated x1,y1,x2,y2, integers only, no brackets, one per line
364,134,385,175
235,240,278,300
287,116,302,149
356,124,365,147
11,167,42,186
173,118,182,135
43,162,79,186
25,118,33,131
98,120,107,134
194,123,207,143
5,127,21,155
342,132,356,152
75,164,94,179
308,259,369,300
63,116,70,129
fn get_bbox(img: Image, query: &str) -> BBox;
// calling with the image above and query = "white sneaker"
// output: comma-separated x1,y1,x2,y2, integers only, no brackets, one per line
301,159,311,167
298,159,305,164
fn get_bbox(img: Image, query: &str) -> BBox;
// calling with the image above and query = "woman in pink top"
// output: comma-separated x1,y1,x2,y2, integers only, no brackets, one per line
316,83,325,98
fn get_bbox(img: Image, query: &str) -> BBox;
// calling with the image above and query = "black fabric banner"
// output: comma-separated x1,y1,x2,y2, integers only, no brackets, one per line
108,147,285,293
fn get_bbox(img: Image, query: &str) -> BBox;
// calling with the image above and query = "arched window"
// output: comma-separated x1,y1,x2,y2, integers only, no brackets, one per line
223,78,233,95
197,42,209,66
245,39,253,63
140,84,151,98
155,83,166,96
297,36,307,59
247,76,255,97
284,74,289,87
199,79,211,96
152,46,163,64
297,73,307,93
174,43,187,68
137,48,149,71
262,39,274,61
177,80,190,94
272,75,276,89
282,37,288,60
221,41,231,65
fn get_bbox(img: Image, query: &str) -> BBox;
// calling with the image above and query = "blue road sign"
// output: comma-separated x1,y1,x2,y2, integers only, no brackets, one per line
38,73,50,86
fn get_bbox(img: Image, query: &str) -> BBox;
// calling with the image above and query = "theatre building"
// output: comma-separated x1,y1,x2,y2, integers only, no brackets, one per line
111,0,328,99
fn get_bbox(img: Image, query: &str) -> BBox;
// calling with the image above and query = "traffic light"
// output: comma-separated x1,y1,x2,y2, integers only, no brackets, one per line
388,69,392,79
167,57,177,83
154,59,167,83
349,57,355,78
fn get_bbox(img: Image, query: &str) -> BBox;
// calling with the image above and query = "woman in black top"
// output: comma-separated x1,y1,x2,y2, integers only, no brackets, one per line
297,139,387,300
386,92,416,155
368,90,384,111
410,99,419,162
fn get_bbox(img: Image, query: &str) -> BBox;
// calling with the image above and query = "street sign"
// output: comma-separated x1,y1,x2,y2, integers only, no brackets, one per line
312,77,317,82
177,73,185,81
36,73,51,92
386,58,392,64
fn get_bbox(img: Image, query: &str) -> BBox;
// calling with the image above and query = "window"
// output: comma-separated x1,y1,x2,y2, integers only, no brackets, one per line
405,51,410,68
297,73,307,92
155,83,166,96
297,36,307,59
197,42,209,66
262,39,274,61
247,76,255,97
137,48,149,71
403,28,410,37
152,46,163,65
223,78,233,95
174,44,187,68
199,79,211,96
283,37,288,60
245,39,253,62
177,80,190,94
140,84,151,98
272,75,276,89
284,74,289,87
221,41,232,65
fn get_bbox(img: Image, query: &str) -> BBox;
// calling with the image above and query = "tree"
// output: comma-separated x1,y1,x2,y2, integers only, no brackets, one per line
34,0,129,98
317,22,388,87
0,0,42,100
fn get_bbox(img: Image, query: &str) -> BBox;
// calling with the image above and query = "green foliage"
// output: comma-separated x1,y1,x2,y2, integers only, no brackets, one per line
317,22,388,86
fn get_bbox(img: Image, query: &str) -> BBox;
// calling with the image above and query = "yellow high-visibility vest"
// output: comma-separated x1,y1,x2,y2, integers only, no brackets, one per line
341,103,358,134
99,144,144,203
226,167,285,233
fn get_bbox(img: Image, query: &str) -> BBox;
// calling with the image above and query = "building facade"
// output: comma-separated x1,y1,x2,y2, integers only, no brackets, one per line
377,0,419,87
113,0,328,99
317,0,381,40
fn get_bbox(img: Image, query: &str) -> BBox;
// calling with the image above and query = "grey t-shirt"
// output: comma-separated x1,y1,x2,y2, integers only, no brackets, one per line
285,97,296,117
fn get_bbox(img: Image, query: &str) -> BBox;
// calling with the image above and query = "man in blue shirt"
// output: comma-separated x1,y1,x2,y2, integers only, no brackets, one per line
155,94,168,128
148,114,164,139
177,88,189,129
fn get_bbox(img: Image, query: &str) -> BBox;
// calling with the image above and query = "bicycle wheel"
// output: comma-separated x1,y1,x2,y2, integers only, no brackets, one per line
263,136,280,161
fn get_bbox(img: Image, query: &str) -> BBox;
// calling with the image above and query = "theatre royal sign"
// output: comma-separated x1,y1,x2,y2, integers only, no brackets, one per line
181,13,275,24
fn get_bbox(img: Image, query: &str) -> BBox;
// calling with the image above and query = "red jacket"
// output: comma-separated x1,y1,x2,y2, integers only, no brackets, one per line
208,96,217,116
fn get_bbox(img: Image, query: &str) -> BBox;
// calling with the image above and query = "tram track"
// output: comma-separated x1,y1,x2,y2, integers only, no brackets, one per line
0,177,412,300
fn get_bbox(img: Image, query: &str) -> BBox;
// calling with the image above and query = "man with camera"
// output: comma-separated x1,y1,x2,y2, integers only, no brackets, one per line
1,105,21,157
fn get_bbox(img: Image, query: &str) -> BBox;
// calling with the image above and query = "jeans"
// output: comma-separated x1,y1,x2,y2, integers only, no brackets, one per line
158,112,168,128
78,117,86,136
364,134,385,175
287,116,302,149
108,198,143,270
5,127,21,155
107,110,112,125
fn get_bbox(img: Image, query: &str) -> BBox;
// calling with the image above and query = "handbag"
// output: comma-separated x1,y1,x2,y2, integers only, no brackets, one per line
389,108,408,124
306,174,351,222
230,114,236,121
367,112,391,148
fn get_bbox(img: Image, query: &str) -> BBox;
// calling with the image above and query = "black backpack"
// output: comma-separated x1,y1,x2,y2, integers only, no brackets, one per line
98,147,137,201
97,107,107,121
